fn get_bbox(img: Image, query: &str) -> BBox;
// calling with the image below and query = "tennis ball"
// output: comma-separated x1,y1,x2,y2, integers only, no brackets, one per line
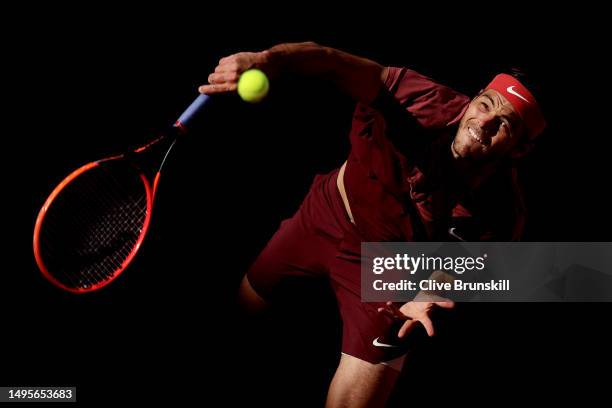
237,69,269,103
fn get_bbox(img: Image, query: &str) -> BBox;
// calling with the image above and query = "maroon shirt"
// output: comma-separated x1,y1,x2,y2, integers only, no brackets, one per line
343,67,526,243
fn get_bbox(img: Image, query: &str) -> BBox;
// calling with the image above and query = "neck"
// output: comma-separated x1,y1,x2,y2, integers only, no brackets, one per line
449,150,499,190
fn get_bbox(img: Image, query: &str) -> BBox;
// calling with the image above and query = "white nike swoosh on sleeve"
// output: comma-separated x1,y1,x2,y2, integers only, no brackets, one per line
449,227,466,241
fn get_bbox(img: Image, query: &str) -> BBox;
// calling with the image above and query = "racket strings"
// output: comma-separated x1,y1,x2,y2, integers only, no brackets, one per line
38,163,150,289
43,176,145,287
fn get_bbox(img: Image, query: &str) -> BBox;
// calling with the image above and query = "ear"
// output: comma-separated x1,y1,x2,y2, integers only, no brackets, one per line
510,139,535,160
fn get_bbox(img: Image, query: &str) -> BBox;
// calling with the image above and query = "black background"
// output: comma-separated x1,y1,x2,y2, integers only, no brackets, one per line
3,5,611,406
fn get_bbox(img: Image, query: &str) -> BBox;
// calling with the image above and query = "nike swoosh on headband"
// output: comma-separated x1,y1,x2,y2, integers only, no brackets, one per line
506,86,530,103
373,337,397,348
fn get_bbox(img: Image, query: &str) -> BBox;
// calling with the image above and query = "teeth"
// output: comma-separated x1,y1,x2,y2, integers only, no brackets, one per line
468,127,484,144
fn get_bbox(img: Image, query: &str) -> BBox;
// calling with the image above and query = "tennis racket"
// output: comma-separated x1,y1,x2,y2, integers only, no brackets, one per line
33,93,212,293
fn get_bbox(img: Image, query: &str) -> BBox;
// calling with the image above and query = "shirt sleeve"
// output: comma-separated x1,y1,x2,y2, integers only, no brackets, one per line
383,67,470,129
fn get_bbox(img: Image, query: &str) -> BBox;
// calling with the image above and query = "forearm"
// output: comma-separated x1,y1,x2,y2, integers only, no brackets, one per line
264,42,388,104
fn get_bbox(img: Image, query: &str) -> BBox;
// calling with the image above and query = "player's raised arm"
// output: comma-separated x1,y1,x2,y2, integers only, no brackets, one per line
199,42,388,105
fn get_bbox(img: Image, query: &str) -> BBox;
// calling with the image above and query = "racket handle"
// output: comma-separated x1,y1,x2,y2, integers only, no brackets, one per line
175,93,212,131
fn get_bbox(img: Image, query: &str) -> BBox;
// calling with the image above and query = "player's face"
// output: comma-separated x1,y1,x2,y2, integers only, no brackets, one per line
452,89,525,162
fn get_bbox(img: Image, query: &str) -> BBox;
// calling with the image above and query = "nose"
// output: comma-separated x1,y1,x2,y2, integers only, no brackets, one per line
479,112,500,135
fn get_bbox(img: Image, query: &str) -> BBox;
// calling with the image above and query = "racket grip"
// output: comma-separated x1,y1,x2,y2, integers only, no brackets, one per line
175,93,212,131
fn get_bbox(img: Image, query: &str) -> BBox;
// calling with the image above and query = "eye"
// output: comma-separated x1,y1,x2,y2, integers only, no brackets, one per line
479,102,489,111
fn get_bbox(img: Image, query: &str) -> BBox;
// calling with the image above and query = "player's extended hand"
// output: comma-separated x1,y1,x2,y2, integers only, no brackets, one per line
199,51,272,95
377,296,455,338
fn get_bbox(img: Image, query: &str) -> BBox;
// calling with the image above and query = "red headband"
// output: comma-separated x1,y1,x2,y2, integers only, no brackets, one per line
485,73,546,139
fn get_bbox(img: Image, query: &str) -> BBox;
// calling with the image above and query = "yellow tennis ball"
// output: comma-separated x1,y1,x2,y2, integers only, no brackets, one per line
237,69,269,103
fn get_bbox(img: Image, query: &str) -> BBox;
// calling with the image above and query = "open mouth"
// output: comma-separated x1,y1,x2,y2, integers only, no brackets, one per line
468,126,488,147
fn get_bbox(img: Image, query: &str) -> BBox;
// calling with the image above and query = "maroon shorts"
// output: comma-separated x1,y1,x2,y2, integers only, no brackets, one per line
247,169,411,364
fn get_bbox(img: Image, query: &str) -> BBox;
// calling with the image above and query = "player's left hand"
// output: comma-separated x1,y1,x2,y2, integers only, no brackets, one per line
377,296,455,338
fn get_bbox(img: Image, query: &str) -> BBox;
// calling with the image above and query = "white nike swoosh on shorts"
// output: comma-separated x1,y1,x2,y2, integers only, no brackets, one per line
372,337,397,348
